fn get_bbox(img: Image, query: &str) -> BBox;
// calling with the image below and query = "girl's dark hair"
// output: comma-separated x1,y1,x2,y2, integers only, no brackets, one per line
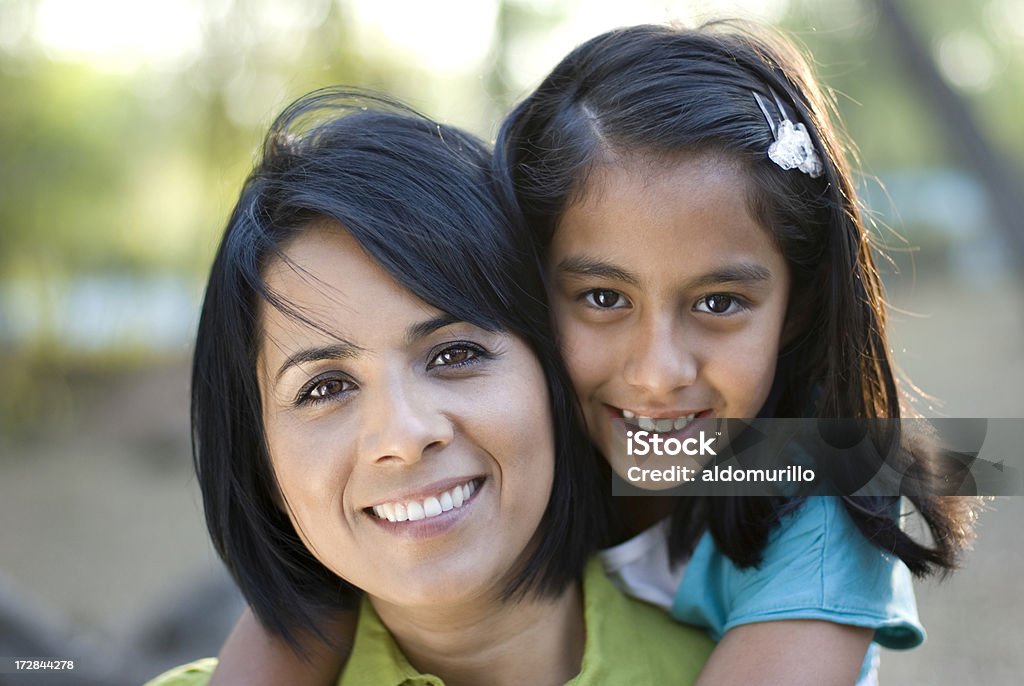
494,22,978,575
192,88,605,648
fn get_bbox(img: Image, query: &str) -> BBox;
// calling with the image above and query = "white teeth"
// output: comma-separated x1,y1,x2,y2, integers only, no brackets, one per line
673,414,696,430
372,479,478,523
623,411,699,432
423,497,442,517
407,501,425,521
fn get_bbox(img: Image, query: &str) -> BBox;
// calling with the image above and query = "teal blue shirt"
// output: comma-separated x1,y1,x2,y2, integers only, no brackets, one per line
672,496,924,683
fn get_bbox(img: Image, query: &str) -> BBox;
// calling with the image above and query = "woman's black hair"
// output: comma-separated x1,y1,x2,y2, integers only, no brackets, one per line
494,22,978,575
192,88,605,649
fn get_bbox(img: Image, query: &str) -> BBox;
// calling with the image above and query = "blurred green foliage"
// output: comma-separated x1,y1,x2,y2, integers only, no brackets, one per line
1,0,1021,276
0,0,1021,431
790,0,1024,169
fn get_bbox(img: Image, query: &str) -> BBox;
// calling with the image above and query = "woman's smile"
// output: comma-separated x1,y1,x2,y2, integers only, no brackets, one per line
366,476,481,523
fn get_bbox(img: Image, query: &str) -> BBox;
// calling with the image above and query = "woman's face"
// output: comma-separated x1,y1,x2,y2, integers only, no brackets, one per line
257,223,554,610
547,153,791,477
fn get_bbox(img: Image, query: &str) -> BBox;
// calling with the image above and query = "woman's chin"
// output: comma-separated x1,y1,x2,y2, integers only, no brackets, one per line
367,566,504,613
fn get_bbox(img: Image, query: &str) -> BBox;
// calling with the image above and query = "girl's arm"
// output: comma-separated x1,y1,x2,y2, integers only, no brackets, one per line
209,608,354,686
694,620,873,686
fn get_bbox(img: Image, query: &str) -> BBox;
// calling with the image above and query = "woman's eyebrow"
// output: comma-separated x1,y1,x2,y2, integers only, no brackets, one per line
273,314,462,382
276,341,362,382
685,263,773,291
556,255,641,287
405,313,462,344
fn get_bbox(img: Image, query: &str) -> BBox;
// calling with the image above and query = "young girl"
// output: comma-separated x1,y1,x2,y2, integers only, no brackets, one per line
210,23,980,686
146,90,712,686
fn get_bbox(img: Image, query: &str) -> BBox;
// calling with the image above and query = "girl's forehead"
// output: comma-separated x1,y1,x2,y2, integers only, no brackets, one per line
578,148,746,200
552,156,783,278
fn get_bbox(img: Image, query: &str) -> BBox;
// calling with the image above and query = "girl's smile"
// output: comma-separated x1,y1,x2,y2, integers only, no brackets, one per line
256,224,555,609
548,152,791,478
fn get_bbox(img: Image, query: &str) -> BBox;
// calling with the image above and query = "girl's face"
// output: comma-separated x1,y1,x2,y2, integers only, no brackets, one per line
257,224,555,610
548,153,791,477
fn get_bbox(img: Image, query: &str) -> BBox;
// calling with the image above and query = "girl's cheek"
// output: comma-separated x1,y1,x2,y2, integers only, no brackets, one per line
556,320,609,389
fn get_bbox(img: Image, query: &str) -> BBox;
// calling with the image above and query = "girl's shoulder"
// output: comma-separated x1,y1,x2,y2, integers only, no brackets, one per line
673,497,925,650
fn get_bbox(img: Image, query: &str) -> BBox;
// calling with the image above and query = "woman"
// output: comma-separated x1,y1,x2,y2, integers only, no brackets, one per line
146,89,711,686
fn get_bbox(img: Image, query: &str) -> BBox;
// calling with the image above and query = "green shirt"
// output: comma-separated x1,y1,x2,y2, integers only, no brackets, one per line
145,560,712,686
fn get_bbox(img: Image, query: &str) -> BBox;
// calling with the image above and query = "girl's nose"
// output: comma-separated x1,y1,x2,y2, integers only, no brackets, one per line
622,318,698,398
357,377,453,465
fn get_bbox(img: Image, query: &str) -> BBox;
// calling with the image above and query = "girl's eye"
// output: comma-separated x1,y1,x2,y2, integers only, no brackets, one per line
428,343,486,370
694,294,745,315
582,289,629,309
298,376,354,406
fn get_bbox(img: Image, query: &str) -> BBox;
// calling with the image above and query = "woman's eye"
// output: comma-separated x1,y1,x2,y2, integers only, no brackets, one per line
310,379,345,399
298,377,354,405
428,344,484,369
694,294,743,315
582,289,629,309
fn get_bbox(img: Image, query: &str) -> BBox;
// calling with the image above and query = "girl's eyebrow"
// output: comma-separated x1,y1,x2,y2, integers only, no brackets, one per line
685,264,773,291
556,255,641,287
557,255,773,291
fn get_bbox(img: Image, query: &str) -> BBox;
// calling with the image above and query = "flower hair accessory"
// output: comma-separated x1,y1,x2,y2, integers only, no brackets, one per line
752,90,823,178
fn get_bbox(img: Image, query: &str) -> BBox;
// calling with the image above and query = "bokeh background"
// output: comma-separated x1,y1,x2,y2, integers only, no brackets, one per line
1,0,1022,684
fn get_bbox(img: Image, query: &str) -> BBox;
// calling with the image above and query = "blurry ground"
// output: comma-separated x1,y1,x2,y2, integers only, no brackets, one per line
0,274,1021,684
0,362,243,685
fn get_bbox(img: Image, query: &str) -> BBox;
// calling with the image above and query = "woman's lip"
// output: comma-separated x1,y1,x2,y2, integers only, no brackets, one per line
364,475,484,510
366,480,483,538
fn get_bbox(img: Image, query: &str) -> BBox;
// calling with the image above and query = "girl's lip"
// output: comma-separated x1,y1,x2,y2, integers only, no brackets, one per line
603,404,714,421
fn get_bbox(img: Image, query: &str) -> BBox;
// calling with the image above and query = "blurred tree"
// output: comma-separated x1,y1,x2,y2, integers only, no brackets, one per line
872,0,1024,274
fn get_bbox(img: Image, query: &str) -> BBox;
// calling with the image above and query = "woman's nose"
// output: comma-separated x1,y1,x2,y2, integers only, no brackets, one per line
622,318,698,398
357,376,453,465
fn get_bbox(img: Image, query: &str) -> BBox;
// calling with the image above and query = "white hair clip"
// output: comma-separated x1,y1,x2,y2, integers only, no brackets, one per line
752,90,823,178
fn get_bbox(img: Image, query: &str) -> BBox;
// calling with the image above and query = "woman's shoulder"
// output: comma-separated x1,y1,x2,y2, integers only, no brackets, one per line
144,658,218,686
